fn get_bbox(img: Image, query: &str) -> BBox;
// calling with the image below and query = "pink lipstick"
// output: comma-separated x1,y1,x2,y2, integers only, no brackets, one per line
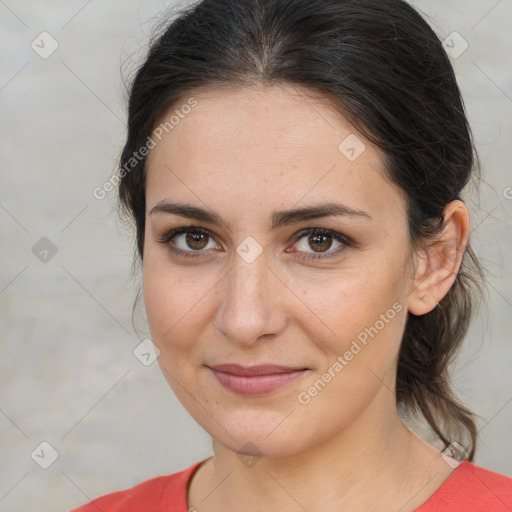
208,364,308,396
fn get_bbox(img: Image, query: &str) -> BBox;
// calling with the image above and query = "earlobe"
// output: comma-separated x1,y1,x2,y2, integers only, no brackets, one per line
407,200,470,316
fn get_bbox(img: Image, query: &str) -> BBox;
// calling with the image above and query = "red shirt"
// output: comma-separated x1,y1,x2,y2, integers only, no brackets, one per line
71,459,512,511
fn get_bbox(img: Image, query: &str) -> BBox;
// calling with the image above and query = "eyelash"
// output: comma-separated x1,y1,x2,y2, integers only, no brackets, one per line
157,226,354,262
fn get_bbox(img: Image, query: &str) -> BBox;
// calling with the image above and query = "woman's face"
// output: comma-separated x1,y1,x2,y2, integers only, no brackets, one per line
143,84,415,458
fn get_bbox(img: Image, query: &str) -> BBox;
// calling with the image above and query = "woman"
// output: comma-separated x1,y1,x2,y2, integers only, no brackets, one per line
73,0,512,510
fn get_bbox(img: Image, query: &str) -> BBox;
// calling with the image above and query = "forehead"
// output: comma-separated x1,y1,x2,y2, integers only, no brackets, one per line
145,83,404,223
150,83,359,165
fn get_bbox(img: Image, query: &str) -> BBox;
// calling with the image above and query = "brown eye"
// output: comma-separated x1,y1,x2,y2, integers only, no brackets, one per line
157,226,219,259
290,228,353,261
158,226,353,262
185,231,209,250
307,232,333,253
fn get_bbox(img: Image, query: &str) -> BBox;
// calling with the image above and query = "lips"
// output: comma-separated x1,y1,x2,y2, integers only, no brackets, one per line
207,364,309,396
209,364,307,376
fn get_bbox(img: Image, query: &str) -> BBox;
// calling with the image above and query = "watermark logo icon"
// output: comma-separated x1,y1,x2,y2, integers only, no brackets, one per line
31,441,59,469
32,237,58,263
31,32,59,59
134,338,160,366
441,441,468,469
443,32,469,59
237,442,263,468
236,236,263,264
338,134,366,162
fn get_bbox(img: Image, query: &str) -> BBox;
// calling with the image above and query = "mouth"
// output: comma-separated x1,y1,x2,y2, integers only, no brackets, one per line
206,364,309,396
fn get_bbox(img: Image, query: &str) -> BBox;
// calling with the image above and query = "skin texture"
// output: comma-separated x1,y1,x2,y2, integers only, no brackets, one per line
142,83,470,512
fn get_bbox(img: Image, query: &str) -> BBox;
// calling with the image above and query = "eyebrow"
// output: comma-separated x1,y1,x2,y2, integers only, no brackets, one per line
149,201,372,231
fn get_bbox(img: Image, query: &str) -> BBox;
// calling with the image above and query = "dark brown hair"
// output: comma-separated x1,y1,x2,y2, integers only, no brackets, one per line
117,0,485,460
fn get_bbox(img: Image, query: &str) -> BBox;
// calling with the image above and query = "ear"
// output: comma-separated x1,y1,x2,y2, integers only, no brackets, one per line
407,200,470,316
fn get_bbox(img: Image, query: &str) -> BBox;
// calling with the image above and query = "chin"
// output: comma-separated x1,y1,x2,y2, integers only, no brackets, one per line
204,409,314,460
224,432,307,460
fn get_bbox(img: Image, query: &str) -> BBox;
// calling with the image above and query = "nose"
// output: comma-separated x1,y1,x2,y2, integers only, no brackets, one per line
214,249,288,348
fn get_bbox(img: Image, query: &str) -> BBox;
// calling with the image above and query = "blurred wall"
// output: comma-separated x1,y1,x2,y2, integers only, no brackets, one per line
0,1,511,510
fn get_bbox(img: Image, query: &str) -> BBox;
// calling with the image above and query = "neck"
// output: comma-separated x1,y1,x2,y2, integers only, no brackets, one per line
190,384,451,512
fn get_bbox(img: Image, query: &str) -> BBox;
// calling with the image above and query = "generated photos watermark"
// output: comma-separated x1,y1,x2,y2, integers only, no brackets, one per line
297,301,403,405
92,97,198,200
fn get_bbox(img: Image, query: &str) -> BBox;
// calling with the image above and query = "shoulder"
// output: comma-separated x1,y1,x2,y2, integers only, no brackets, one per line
417,461,512,511
69,460,205,512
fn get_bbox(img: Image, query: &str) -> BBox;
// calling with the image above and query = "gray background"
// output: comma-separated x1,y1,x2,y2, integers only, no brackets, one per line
0,1,511,510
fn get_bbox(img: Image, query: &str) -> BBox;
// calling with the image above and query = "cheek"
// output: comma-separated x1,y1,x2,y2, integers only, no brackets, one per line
142,262,207,402
293,257,408,401
142,256,208,354
291,270,407,435
301,261,405,341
